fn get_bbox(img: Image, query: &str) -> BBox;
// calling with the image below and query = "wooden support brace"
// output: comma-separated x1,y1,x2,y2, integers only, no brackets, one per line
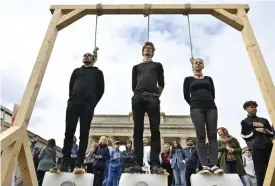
1,140,23,186
0,9,63,186
56,8,87,31
18,134,38,186
238,8,275,186
211,9,243,31
0,126,23,150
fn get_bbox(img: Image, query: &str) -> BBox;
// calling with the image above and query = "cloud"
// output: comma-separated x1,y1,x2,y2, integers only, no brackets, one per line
1,0,275,149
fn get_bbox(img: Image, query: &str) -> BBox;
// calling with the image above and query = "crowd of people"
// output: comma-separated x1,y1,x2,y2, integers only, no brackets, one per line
18,122,271,186
14,40,275,186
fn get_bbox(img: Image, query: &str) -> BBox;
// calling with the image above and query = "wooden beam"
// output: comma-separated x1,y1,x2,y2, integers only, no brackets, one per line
50,4,249,15
212,9,243,31
0,9,63,186
238,8,275,186
18,135,38,186
0,126,23,150
56,8,87,31
12,9,62,129
1,141,23,186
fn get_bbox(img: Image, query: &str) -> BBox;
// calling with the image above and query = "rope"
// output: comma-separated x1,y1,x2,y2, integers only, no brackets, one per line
144,4,151,41
183,4,194,63
93,3,103,62
187,14,194,63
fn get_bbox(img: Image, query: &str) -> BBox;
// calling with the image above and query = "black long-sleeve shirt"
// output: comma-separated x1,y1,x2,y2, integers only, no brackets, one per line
68,66,105,107
183,76,216,110
132,62,164,94
241,115,274,150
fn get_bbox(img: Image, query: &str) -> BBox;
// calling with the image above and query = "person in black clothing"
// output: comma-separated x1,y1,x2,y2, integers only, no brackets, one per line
185,146,199,186
60,51,105,173
241,100,274,186
183,58,223,175
122,140,134,173
125,41,165,174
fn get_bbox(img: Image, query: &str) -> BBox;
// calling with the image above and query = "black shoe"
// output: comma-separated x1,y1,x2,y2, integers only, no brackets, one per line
123,162,143,174
60,158,70,172
150,165,166,174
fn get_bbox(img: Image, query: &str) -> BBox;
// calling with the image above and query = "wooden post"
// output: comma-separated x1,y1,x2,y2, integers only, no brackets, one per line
1,9,62,186
238,8,275,186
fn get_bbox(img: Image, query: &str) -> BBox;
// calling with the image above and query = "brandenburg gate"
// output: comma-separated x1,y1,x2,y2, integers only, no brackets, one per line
87,112,196,150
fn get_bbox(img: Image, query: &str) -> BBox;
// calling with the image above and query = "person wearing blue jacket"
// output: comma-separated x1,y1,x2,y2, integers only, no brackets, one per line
170,140,188,186
107,141,122,186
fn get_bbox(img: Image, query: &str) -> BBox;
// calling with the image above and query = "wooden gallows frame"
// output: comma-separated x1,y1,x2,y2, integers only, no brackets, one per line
1,3,274,186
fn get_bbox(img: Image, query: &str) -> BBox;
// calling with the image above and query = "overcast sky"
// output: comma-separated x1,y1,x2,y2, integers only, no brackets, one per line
1,0,275,148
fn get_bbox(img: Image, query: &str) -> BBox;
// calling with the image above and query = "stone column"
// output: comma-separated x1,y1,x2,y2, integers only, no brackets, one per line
180,137,187,148
161,137,165,149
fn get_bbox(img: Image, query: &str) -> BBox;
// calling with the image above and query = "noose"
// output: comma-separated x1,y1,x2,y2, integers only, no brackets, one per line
93,3,103,63
144,4,151,41
183,4,194,64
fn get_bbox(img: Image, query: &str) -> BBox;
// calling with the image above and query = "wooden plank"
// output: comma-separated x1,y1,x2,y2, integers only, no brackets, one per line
50,4,249,15
18,136,38,186
1,140,23,186
212,9,243,31
56,8,87,31
0,126,23,150
238,8,275,186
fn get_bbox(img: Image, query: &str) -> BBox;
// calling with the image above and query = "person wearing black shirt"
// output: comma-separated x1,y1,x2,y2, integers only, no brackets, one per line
124,41,165,174
183,58,223,175
60,51,105,173
241,101,274,186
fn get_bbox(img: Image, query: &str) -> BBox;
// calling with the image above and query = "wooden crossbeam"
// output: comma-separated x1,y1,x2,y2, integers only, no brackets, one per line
211,9,244,31
50,4,250,15
56,8,87,31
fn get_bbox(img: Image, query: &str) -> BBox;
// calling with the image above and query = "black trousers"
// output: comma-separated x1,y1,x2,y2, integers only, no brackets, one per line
62,104,94,165
252,145,272,186
93,167,105,186
132,94,161,166
185,167,196,186
70,157,77,172
37,170,47,186
161,163,173,186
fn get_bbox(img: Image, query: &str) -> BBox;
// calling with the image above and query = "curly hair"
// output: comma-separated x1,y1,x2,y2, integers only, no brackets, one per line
243,100,258,110
142,41,155,56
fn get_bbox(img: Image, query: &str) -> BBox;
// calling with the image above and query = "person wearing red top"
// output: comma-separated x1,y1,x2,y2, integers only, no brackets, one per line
159,143,172,186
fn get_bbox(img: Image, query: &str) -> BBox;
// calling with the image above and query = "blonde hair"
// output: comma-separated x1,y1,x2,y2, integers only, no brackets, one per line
88,143,98,152
99,136,108,145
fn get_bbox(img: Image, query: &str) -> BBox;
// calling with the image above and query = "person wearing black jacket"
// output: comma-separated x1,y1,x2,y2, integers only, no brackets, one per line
125,41,165,174
122,140,134,173
241,100,274,186
60,51,105,173
185,147,199,186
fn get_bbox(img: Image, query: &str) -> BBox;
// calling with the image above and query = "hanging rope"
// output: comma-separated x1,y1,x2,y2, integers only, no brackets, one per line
93,3,103,62
144,4,151,41
183,4,194,63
